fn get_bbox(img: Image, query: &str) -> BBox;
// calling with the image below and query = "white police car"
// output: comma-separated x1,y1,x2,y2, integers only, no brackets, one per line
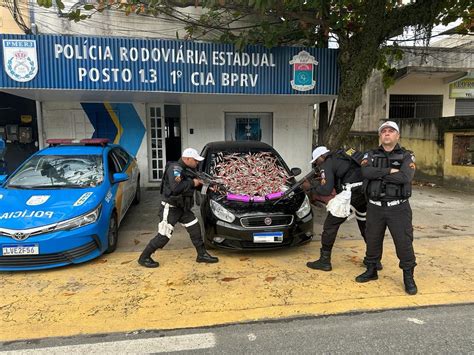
0,138,140,271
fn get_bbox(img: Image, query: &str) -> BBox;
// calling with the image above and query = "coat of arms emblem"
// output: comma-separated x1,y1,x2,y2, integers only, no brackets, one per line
3,39,38,82
289,50,318,91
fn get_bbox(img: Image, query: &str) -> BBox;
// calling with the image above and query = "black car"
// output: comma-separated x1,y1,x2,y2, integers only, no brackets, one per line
196,141,313,250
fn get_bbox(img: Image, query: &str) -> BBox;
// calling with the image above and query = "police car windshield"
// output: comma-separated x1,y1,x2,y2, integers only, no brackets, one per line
6,155,104,189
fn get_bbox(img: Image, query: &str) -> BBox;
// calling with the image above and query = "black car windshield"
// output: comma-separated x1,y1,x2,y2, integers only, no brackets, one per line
6,155,104,189
207,149,291,197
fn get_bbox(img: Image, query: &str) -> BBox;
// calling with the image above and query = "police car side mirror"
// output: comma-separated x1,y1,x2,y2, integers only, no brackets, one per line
291,167,302,177
112,172,129,184
0,175,7,184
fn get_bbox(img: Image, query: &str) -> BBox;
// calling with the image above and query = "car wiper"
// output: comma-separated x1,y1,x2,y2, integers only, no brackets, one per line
6,185,34,189
31,184,87,189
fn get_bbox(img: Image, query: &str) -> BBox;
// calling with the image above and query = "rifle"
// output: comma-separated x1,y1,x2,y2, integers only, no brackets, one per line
185,169,227,194
273,167,320,205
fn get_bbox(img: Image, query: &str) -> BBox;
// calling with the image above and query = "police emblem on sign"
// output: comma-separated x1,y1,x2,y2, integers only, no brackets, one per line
289,50,318,91
2,39,38,82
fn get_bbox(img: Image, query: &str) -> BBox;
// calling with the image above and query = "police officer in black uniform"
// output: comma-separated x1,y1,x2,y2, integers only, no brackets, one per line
355,121,417,295
305,146,380,271
138,148,219,268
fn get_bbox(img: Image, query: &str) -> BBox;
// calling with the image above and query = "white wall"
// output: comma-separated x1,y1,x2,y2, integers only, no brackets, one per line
183,103,314,174
41,101,149,187
40,101,313,186
387,74,456,117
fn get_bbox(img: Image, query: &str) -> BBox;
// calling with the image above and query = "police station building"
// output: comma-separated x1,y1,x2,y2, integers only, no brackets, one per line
0,34,339,186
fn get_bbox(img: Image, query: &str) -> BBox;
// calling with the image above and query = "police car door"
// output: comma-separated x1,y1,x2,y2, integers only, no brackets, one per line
108,150,128,222
114,148,136,210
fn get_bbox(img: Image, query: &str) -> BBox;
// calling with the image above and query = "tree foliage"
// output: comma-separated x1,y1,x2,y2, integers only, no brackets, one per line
42,0,473,148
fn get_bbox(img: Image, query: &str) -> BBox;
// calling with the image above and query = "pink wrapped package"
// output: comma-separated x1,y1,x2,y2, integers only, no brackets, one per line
226,193,251,202
252,196,266,203
266,191,284,200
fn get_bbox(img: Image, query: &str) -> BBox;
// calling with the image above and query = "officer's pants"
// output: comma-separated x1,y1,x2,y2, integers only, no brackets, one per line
364,201,416,270
146,202,205,254
321,191,367,251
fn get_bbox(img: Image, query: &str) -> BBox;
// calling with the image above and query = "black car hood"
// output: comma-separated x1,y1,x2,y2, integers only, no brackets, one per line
210,189,306,214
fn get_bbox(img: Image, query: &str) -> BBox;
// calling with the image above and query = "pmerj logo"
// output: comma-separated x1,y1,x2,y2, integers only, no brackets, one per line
2,39,38,82
289,50,318,91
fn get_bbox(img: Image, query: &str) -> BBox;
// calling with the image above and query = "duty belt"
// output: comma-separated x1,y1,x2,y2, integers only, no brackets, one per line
369,199,407,207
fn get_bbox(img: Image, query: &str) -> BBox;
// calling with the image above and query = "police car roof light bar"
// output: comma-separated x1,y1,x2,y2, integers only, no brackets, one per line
45,138,110,146
46,139,77,146
80,138,110,146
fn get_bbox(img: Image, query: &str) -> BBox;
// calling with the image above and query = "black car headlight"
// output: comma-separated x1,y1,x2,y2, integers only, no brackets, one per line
210,200,236,223
296,195,311,219
54,204,102,232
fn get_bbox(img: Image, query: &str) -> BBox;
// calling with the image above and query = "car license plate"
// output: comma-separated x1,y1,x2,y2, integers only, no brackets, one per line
2,244,39,256
253,232,283,243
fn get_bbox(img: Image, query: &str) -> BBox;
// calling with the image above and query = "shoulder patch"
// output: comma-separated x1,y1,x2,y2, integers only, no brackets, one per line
172,165,183,177
345,148,356,156
410,154,416,163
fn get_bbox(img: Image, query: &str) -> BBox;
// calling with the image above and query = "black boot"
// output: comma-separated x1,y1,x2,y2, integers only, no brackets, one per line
403,268,418,295
138,245,159,268
355,263,378,283
364,259,383,271
306,249,332,271
196,250,219,263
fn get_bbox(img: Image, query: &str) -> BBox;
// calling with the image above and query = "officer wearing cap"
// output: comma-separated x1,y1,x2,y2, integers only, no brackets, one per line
355,121,418,295
138,148,219,268
305,145,377,272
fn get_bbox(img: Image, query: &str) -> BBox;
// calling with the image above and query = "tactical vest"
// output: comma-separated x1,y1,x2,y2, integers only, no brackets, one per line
334,148,364,188
366,149,412,200
160,161,195,209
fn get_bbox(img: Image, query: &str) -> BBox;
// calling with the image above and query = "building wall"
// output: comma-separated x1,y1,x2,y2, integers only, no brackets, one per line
387,74,455,117
0,7,25,34
352,70,386,132
181,103,313,173
41,101,149,187
396,118,444,180
400,137,444,178
41,101,313,186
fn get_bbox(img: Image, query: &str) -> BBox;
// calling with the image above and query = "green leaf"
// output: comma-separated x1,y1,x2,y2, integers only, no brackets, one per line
83,4,94,10
56,0,65,10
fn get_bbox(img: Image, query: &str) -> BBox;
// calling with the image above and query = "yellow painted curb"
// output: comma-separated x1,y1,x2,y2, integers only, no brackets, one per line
1,236,473,341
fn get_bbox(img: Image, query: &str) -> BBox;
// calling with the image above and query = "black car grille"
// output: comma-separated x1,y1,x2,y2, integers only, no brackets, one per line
0,241,98,267
240,215,293,228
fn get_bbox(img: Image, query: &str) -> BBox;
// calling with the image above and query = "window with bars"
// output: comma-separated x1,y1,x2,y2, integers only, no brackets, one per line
389,95,443,119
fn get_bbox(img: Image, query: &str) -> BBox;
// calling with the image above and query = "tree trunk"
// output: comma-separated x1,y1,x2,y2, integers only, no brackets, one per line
323,1,388,150
317,101,329,145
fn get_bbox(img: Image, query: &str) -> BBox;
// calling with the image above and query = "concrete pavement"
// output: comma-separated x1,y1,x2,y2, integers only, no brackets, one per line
0,185,473,342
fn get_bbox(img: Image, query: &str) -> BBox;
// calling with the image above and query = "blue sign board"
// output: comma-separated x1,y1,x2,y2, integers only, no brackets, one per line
0,34,339,95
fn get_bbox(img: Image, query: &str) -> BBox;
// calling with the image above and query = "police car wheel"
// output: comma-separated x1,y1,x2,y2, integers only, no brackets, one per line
105,212,118,254
132,177,141,205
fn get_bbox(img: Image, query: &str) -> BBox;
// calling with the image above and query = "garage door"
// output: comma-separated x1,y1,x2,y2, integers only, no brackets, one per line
455,99,474,116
